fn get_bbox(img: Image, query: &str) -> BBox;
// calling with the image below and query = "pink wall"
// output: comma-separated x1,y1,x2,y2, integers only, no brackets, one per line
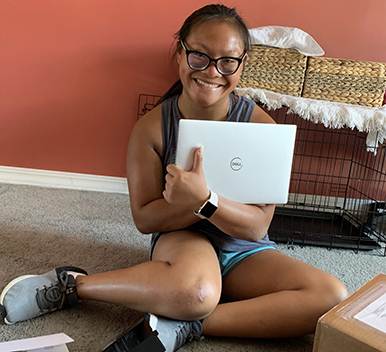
1,0,385,177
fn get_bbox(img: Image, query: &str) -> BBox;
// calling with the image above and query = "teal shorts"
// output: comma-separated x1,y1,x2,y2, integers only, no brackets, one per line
150,239,276,278
214,246,276,278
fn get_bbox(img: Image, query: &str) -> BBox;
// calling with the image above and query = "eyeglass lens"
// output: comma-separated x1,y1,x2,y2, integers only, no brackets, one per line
188,52,240,75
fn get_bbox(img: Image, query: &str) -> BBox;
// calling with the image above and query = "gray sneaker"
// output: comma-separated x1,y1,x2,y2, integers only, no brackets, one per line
146,313,203,352
0,266,87,324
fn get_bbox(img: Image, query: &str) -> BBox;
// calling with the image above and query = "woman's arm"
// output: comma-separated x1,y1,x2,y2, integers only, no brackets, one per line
209,197,276,242
126,107,201,234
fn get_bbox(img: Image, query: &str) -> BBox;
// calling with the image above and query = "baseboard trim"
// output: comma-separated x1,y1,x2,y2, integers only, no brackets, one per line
0,166,129,194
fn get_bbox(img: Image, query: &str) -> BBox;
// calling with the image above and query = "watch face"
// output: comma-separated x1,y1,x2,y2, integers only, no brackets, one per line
200,201,218,219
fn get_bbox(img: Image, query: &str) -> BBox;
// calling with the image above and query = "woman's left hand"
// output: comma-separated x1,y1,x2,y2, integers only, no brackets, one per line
163,146,210,210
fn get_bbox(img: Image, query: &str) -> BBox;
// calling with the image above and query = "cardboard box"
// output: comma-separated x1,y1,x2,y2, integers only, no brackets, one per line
313,274,386,352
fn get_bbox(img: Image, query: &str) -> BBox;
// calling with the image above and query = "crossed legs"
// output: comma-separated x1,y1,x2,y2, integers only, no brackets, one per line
75,230,349,338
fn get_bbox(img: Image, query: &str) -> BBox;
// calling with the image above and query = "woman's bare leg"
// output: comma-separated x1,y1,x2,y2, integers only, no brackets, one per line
202,250,349,338
75,230,222,321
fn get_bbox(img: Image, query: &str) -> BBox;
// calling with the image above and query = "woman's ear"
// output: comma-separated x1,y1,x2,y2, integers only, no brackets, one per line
241,53,248,71
176,43,182,65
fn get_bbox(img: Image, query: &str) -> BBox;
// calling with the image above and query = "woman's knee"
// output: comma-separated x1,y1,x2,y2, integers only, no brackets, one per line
307,274,349,313
171,276,221,320
152,231,222,320
326,276,349,306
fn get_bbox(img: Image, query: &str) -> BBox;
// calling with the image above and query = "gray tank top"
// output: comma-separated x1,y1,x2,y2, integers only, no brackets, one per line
151,93,277,252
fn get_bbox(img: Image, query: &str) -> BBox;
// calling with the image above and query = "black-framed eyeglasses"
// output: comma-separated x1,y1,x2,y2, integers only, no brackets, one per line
180,41,246,76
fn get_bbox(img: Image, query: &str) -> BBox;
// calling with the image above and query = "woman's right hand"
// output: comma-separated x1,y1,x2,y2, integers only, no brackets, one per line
163,146,210,211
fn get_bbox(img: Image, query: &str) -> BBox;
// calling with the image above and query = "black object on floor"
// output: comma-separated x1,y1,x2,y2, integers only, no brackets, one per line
102,317,165,352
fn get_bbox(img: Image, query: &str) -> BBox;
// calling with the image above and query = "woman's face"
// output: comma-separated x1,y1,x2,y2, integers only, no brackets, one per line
177,20,246,108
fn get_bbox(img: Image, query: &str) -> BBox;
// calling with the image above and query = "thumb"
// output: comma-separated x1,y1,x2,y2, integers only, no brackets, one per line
191,145,204,173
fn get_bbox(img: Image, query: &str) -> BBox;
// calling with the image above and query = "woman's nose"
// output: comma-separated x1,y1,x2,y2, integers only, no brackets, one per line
203,62,222,77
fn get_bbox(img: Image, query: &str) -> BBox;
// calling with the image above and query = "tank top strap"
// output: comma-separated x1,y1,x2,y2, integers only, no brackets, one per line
227,94,255,123
161,95,180,175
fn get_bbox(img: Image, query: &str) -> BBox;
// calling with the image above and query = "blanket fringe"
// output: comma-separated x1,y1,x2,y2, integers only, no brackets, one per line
235,87,386,154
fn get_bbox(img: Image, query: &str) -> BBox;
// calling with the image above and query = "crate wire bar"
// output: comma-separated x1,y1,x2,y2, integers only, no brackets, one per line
137,94,161,119
137,94,386,255
267,107,386,256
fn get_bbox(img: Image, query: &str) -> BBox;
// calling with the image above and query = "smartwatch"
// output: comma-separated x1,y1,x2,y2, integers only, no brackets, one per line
194,190,218,220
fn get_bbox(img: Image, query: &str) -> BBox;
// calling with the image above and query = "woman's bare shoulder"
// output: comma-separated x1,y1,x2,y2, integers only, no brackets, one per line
132,104,162,138
134,104,162,131
129,104,163,154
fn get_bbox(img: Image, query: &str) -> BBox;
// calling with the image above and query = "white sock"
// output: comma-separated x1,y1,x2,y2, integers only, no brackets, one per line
67,271,86,280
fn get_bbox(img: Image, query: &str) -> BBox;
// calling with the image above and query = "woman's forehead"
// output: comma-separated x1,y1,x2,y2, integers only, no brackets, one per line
189,20,242,39
186,21,244,53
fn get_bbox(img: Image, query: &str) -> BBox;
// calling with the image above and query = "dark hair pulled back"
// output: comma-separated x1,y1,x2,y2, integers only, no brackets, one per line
156,4,250,106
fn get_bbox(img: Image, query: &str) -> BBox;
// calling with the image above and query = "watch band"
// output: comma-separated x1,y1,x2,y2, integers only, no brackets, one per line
194,190,218,219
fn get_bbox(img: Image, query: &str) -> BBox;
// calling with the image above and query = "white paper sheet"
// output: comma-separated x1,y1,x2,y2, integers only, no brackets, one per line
0,333,73,352
28,345,69,352
354,292,386,334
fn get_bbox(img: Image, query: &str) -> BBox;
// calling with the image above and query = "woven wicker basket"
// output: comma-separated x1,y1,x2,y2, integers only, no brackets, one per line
237,46,308,97
302,57,386,107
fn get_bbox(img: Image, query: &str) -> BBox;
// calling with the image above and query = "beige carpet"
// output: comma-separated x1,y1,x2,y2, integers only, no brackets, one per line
0,183,385,351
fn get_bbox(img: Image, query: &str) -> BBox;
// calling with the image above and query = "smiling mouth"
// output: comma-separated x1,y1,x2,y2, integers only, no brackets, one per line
195,78,221,89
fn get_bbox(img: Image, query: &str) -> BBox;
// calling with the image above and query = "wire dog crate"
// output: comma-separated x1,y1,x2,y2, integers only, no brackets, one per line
266,107,386,256
137,94,386,255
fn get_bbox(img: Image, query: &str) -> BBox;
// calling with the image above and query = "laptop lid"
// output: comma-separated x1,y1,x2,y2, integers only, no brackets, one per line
176,119,297,204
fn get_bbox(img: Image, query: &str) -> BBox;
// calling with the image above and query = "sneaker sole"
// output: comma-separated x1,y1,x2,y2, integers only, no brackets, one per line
0,275,36,325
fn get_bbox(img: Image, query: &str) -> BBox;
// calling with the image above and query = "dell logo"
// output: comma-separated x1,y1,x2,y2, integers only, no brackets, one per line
230,157,243,171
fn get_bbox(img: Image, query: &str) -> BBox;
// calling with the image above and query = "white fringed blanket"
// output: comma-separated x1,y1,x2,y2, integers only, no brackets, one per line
235,87,386,154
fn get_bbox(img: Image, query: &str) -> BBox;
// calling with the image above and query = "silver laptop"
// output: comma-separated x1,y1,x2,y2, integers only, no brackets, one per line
176,119,297,204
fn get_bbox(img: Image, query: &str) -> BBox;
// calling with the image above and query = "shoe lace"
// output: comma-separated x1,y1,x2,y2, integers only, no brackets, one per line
35,272,69,313
173,321,203,350
174,321,193,350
